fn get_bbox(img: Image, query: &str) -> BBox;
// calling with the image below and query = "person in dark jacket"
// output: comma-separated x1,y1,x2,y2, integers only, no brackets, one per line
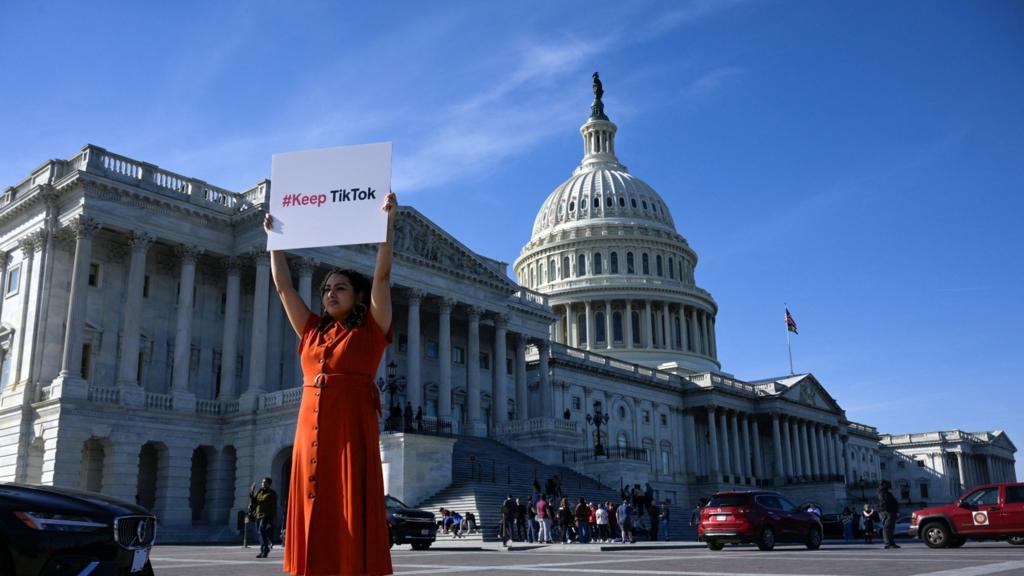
877,480,901,549
500,494,517,546
250,477,278,558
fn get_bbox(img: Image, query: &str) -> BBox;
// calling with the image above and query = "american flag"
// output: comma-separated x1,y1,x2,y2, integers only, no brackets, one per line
785,308,798,334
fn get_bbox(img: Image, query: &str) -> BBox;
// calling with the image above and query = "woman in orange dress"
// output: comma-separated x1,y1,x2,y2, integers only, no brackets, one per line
264,192,396,576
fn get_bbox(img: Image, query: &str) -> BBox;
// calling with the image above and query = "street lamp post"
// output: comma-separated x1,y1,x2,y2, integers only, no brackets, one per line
586,403,611,457
375,361,405,432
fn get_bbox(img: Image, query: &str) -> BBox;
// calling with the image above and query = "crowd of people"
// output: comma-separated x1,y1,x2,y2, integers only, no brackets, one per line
436,508,478,538
491,479,672,546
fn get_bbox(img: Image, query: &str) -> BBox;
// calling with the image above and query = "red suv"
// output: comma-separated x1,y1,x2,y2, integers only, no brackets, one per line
910,483,1024,548
700,490,823,551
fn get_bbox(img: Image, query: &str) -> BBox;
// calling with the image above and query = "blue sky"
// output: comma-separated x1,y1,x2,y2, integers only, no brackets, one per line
2,1,1022,479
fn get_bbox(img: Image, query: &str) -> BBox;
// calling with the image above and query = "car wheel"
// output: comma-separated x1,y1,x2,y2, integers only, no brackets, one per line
412,542,432,551
707,540,724,551
1008,535,1024,546
757,525,775,551
922,522,951,549
806,526,822,550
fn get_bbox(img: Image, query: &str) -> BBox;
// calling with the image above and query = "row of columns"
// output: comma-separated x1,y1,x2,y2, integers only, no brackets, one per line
553,299,716,358
51,218,322,404
955,453,1016,491
401,291,550,433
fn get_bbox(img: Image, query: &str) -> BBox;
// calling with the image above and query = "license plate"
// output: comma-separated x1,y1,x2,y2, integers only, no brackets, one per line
715,515,728,521
421,528,429,535
131,548,150,573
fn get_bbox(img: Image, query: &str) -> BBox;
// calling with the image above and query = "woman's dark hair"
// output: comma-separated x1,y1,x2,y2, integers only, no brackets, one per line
318,268,371,331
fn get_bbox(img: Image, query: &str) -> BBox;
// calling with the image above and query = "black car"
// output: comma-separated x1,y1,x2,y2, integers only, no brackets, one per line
0,483,156,575
385,495,436,550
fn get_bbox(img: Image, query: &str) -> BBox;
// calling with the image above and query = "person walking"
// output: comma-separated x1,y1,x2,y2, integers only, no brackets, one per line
659,500,671,541
616,500,634,544
595,502,609,542
877,481,901,549
536,495,553,543
574,497,590,544
267,192,397,576
559,497,574,543
526,496,537,543
250,477,278,558
500,494,517,547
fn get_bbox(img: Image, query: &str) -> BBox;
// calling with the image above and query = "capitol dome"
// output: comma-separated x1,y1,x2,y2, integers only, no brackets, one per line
515,74,720,372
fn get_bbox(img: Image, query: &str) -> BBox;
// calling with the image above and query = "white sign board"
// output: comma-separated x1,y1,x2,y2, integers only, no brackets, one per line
266,142,391,251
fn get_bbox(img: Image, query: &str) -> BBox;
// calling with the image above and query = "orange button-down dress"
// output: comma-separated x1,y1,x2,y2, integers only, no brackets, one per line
284,313,393,576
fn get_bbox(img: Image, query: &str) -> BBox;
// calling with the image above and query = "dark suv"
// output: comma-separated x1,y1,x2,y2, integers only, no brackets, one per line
701,490,823,551
910,483,1024,548
385,495,436,550
0,482,156,575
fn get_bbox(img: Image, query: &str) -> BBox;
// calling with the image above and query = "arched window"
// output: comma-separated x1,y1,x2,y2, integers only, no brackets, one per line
616,431,628,448
618,197,625,207
577,253,586,277
631,311,641,345
595,312,606,342
612,311,623,342
656,255,663,276
539,262,545,284
593,197,599,208
529,266,535,287
642,200,648,210
668,257,674,279
549,258,556,282
631,198,637,208
626,252,635,274
594,253,603,274
562,256,570,280
610,252,619,273
569,201,575,212
674,316,682,349
642,253,650,275
606,196,612,207
578,314,587,344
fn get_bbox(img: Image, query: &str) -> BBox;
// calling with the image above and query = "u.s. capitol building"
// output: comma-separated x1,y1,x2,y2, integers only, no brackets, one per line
0,79,1015,541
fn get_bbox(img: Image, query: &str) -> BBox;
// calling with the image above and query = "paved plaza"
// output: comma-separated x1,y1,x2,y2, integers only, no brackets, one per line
150,541,1024,575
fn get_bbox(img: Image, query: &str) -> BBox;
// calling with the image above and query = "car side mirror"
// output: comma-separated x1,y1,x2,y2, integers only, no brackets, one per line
956,500,969,508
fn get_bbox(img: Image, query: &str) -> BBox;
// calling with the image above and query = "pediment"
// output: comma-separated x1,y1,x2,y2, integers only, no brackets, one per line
779,374,843,413
392,207,518,293
985,431,1017,452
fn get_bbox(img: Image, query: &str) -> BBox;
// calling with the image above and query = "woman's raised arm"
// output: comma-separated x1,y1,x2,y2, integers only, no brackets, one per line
264,213,313,336
369,192,396,334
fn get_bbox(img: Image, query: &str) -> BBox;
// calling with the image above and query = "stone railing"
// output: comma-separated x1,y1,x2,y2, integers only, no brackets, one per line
549,342,686,389
145,393,173,411
87,386,120,405
195,399,222,415
687,372,759,395
223,400,240,414
848,422,879,437
258,386,303,411
492,417,578,436
562,445,647,465
512,287,549,308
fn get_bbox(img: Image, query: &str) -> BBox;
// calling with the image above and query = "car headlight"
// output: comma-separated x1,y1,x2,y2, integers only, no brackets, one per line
14,511,108,532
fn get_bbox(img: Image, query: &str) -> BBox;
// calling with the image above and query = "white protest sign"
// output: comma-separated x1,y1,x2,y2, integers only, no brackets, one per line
266,142,391,251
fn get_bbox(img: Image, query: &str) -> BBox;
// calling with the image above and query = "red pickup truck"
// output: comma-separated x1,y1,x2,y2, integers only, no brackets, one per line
910,483,1024,548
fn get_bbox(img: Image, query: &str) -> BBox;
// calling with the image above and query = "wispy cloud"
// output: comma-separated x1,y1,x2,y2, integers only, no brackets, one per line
681,66,745,98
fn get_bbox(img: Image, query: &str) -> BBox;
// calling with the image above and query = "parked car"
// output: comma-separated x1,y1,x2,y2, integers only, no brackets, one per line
817,513,844,539
910,482,1024,548
894,515,913,538
0,482,156,575
701,490,823,551
386,495,437,550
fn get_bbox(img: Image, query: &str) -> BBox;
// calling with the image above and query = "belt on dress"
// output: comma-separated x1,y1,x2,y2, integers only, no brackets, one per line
306,372,381,415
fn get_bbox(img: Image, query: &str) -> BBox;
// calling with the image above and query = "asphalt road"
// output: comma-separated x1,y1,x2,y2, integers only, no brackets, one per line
149,540,1024,575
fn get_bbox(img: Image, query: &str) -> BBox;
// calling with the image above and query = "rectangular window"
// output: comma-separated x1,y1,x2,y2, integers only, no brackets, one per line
397,333,408,353
643,410,651,424
897,461,905,469
425,340,439,359
143,274,151,298
81,343,92,380
916,460,925,467
660,413,668,426
479,353,490,370
919,483,930,499
5,264,21,297
452,346,465,365
571,396,581,410
661,450,670,475
507,358,513,375
88,263,100,287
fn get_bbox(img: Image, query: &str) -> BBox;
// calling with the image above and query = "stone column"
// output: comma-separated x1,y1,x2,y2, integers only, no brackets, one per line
52,216,103,398
584,301,594,350
701,311,710,355
719,409,732,479
751,418,764,479
406,289,423,412
827,428,839,477
730,411,742,479
709,316,717,358
243,250,268,402
116,232,154,392
625,300,634,349
837,433,848,480
567,304,578,347
684,410,698,479
688,307,698,353
799,421,813,480
788,418,801,478
809,423,821,479
538,341,551,418
772,413,786,482
171,245,204,406
437,299,453,420
706,407,720,480
741,414,752,480
644,300,653,348
514,334,527,421
493,314,508,424
605,301,613,349
467,307,482,435
294,258,316,388
662,303,670,349
218,257,242,399
844,437,855,484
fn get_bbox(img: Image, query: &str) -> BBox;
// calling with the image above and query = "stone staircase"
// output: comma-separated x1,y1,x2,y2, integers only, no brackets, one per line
415,436,696,543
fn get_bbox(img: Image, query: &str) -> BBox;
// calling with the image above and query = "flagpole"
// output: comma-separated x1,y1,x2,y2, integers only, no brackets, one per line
785,303,794,375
